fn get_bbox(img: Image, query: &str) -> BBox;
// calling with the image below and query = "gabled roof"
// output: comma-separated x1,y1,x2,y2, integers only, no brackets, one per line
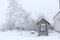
35,17,43,23
36,17,51,25
53,11,60,19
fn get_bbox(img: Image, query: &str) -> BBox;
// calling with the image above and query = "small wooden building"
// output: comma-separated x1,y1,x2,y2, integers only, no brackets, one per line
36,18,51,36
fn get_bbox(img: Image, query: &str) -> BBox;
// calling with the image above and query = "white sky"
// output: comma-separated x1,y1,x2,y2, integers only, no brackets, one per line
0,0,59,25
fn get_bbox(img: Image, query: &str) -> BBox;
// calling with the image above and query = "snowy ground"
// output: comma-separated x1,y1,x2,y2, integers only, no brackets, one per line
0,30,60,40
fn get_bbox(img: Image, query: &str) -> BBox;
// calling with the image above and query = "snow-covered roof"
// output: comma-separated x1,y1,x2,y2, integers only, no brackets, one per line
35,17,51,25
35,17,43,23
53,11,60,19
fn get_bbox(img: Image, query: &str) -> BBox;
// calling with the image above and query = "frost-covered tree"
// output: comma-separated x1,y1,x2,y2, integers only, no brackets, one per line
6,0,28,30
5,0,37,31
24,17,37,31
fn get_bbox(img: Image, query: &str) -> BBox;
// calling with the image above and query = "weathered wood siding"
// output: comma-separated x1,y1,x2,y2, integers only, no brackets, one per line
36,18,51,36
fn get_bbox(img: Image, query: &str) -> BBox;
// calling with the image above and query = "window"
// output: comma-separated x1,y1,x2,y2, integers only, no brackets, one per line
41,24,46,32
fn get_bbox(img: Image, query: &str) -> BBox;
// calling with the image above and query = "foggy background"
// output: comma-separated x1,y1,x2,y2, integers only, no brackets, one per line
0,0,59,25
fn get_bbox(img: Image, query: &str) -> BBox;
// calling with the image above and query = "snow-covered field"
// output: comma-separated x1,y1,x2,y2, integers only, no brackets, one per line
0,30,60,40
